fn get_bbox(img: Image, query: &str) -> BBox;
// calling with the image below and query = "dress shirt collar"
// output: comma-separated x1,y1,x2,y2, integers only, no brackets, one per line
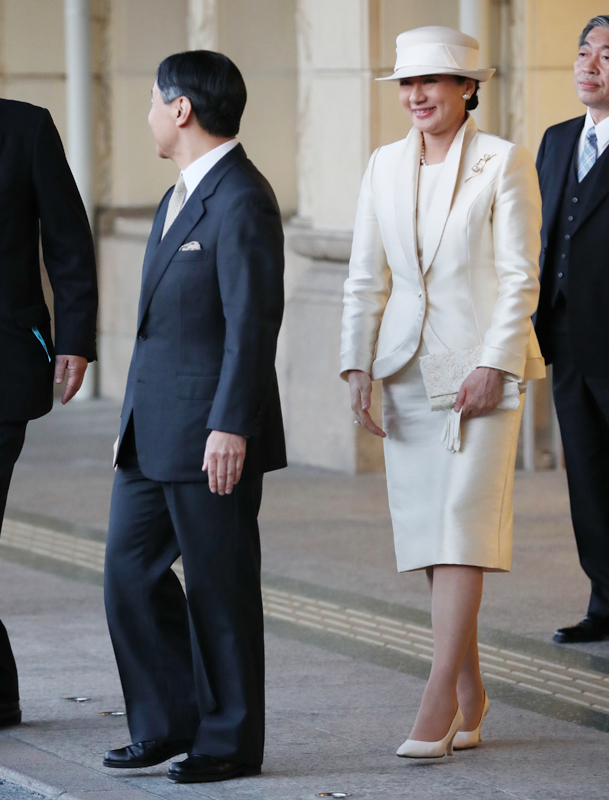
181,138,239,202
578,109,609,159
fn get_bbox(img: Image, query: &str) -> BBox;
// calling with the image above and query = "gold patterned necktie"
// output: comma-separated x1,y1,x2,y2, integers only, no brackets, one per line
162,173,187,238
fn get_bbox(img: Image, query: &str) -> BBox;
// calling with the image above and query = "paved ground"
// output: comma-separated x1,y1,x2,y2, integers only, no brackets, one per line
0,399,607,799
0,778,46,799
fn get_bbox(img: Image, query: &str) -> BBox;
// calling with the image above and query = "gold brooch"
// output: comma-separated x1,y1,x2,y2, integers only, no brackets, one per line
465,153,497,182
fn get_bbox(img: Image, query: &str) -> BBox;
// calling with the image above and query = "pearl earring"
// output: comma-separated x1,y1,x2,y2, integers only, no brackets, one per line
463,94,470,100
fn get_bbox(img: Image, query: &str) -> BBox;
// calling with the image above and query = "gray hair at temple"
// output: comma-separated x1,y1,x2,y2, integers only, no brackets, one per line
579,15,609,47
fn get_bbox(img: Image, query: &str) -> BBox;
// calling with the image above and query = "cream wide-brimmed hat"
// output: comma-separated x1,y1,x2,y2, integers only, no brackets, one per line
377,26,495,83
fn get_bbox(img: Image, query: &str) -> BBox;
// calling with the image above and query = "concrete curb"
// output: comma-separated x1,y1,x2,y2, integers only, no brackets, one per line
0,765,81,800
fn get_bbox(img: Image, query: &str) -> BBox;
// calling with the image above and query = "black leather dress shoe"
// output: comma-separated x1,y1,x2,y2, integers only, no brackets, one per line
167,754,261,783
553,615,609,644
0,702,21,728
103,739,193,769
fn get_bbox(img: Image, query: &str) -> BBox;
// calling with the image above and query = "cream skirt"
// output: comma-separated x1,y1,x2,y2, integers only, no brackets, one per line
382,345,524,573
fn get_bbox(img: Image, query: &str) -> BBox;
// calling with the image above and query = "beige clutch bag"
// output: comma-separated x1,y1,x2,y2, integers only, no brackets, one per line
419,346,523,453
419,346,484,412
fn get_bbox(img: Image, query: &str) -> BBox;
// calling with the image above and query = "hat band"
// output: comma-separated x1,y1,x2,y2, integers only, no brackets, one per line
393,42,479,72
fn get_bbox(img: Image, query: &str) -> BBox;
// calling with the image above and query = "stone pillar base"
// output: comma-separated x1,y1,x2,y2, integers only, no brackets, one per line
278,219,385,474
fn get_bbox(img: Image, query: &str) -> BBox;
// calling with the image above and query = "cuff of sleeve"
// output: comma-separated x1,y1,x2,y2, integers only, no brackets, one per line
339,349,374,381
206,421,259,439
477,345,525,383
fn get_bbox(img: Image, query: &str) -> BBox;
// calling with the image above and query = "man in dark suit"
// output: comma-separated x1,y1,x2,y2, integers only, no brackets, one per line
102,51,286,784
536,15,609,644
0,100,98,728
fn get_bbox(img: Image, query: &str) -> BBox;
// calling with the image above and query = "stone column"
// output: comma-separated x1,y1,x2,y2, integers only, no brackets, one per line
280,0,384,473
65,0,93,221
187,0,217,50
459,0,494,133
65,0,96,398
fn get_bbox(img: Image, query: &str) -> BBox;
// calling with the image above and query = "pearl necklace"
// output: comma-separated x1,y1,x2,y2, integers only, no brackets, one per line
420,138,428,167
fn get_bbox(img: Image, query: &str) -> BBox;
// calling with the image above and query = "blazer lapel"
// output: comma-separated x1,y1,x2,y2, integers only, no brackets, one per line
393,127,421,279
141,197,167,272
540,117,583,247
137,144,247,329
421,115,477,275
137,193,205,329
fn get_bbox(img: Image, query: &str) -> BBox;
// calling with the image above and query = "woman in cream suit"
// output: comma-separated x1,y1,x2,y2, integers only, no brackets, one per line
340,27,544,758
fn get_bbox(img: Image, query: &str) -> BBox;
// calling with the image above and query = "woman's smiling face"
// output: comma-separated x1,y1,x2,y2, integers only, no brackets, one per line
399,74,474,136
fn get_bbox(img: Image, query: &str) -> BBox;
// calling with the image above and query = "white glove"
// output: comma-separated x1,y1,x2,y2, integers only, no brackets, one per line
441,408,463,453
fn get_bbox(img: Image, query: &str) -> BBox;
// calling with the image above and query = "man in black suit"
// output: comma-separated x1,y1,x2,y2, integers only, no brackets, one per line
536,15,609,644
102,51,286,784
0,101,97,728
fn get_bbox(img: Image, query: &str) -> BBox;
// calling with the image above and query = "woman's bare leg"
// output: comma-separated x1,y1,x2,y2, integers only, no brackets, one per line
457,623,486,730
409,564,483,742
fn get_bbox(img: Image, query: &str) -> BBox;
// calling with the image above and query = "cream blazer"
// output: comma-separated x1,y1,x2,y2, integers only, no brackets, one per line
340,116,545,383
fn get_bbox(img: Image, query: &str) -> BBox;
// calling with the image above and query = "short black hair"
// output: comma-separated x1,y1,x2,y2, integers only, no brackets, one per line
454,76,481,111
156,50,247,137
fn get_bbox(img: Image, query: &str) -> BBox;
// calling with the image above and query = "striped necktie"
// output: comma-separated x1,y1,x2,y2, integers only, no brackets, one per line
578,128,598,182
162,173,187,238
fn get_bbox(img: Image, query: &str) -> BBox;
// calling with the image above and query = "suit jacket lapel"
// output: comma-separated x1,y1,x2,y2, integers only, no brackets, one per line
421,115,477,275
137,193,204,329
540,117,583,247
394,127,421,280
141,196,167,272
137,144,247,329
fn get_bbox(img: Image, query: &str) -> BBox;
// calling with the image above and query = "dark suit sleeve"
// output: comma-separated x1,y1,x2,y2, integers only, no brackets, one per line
206,187,285,438
33,109,98,360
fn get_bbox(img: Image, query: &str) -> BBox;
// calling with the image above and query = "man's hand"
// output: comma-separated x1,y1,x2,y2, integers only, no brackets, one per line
203,431,247,495
347,370,386,438
455,367,504,419
54,355,88,404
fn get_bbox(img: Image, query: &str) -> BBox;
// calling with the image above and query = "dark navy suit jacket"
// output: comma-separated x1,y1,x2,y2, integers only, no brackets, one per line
0,99,98,421
117,144,287,482
535,115,609,377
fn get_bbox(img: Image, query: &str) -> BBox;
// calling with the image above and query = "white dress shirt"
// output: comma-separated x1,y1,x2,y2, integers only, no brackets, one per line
180,138,240,206
578,109,609,160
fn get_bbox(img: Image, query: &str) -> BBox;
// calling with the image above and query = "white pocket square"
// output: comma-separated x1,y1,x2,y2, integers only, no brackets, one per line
179,241,202,251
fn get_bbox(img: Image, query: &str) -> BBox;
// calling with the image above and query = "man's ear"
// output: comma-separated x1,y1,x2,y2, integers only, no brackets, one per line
175,96,193,128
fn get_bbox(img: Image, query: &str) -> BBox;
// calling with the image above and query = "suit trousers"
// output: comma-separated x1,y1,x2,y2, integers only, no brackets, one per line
551,299,609,618
104,424,265,765
0,420,28,703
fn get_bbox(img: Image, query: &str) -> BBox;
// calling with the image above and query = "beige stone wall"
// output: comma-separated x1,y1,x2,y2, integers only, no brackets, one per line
106,0,189,207
218,0,298,215
0,0,67,130
98,216,151,399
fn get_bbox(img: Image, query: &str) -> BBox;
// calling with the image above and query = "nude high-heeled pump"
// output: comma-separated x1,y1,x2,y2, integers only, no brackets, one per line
453,693,489,750
396,707,463,759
